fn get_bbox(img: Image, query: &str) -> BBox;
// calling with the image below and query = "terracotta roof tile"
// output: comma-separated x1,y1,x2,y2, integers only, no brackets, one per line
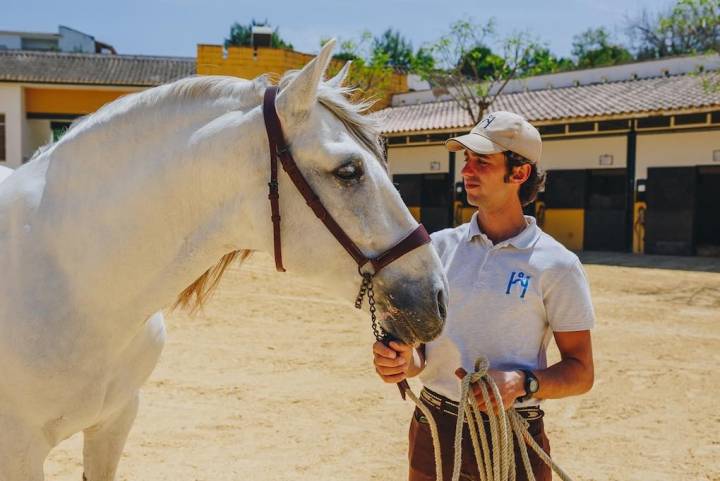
377,73,720,133
0,50,195,86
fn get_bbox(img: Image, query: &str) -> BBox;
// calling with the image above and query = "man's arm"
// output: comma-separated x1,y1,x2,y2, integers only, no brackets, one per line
457,330,594,410
533,329,594,399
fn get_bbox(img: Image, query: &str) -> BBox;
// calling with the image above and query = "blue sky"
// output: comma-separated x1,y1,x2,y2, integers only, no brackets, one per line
4,0,672,58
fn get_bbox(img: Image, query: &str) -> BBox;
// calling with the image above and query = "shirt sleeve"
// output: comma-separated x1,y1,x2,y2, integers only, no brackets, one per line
544,259,596,332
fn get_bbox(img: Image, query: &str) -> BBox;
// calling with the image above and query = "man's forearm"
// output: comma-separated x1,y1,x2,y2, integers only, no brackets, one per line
533,356,593,400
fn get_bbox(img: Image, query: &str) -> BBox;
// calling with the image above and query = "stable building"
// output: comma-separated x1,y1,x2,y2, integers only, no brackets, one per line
378,54,720,256
0,49,195,167
0,27,402,169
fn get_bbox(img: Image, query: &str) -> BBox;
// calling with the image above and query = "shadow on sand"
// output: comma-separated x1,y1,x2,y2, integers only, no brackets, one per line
578,251,720,273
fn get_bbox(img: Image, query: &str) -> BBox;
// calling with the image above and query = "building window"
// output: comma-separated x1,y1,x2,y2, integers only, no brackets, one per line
0,114,5,161
51,121,72,141
637,116,671,129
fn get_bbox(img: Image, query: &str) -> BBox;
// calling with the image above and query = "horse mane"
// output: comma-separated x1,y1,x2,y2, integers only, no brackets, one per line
174,70,385,313
173,249,253,313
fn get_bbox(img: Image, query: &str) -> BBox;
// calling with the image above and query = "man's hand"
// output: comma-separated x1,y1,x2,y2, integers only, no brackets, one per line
373,341,414,383
455,368,525,412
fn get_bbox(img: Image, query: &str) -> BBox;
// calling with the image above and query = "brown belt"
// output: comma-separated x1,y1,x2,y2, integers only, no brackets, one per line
420,387,544,422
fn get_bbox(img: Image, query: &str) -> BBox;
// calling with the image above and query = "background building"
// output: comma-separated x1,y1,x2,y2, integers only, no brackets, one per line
0,49,195,167
0,25,116,54
0,27,400,170
378,54,720,256
2,26,718,256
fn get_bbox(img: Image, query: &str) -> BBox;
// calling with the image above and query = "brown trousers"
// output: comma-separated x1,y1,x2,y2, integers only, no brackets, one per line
408,406,551,481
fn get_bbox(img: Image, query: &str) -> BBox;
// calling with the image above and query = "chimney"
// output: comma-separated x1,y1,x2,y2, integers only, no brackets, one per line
251,26,273,48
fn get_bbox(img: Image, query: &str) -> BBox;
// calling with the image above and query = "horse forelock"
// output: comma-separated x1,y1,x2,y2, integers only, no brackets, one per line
277,70,388,170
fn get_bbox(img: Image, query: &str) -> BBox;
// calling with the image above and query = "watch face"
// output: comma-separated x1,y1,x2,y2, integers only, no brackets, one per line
529,378,539,393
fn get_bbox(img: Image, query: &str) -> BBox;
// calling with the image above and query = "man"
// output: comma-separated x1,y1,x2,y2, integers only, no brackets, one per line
373,111,595,481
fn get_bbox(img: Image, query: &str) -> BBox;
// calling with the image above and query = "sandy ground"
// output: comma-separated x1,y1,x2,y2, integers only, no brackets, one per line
44,252,720,481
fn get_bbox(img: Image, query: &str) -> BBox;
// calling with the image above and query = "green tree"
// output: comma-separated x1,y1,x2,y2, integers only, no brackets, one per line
323,33,398,107
372,29,415,71
458,44,506,78
411,47,435,72
571,27,633,68
224,19,293,49
628,0,720,59
518,45,575,76
413,19,548,124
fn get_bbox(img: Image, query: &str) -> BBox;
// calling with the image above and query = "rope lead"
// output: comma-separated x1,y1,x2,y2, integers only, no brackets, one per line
404,356,574,481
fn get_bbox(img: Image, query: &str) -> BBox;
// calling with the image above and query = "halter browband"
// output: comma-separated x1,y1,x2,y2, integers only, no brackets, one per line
262,85,431,274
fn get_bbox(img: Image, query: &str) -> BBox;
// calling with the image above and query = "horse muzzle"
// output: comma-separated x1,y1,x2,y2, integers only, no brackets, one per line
378,280,447,344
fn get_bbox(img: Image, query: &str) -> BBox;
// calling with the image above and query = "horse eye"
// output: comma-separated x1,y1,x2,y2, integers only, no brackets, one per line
334,163,363,181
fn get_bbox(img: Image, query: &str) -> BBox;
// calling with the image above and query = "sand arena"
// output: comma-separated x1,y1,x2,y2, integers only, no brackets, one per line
45,252,720,481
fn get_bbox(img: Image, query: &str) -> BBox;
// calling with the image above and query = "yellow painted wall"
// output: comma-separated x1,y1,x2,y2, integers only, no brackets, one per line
453,204,475,226
542,208,584,251
197,45,315,79
24,88,134,114
196,44,407,110
408,206,421,222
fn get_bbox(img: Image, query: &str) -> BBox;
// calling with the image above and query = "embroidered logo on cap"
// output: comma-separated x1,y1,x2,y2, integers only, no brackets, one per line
481,114,496,129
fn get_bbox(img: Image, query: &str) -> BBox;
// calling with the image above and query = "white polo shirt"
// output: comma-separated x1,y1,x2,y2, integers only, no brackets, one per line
420,213,595,406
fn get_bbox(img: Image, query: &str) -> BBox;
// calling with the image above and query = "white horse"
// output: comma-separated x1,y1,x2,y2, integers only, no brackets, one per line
0,40,448,481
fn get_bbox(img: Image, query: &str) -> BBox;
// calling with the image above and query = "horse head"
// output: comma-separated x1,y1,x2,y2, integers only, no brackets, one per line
260,40,448,344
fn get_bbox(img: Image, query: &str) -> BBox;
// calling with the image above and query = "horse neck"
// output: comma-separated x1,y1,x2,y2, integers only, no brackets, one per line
29,90,271,324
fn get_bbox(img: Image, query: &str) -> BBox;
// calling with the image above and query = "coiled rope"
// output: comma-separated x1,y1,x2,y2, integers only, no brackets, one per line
403,356,574,481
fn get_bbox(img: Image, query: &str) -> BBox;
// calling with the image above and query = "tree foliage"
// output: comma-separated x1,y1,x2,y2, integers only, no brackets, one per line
627,0,720,59
323,33,398,107
224,19,293,49
412,19,551,124
571,27,633,68
518,45,575,76
372,29,415,71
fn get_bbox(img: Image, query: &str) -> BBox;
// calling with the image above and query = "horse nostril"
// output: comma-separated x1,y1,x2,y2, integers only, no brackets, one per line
437,288,447,321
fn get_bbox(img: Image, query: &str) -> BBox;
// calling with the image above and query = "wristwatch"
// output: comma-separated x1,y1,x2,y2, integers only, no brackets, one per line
517,369,539,402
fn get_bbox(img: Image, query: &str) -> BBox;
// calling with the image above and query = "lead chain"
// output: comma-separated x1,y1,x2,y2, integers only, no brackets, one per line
354,272,384,342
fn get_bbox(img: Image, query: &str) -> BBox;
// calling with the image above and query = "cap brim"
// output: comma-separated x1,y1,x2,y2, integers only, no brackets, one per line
445,133,506,154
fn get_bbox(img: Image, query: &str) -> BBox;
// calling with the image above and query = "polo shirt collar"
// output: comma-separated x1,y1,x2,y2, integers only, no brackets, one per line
465,212,541,249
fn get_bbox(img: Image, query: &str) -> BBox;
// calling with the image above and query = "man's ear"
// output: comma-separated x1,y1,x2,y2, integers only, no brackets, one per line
508,164,532,184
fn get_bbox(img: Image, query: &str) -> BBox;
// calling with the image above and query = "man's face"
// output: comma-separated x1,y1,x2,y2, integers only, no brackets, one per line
461,150,514,208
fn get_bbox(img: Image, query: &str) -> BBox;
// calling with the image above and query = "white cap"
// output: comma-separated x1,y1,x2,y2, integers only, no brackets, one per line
446,111,542,164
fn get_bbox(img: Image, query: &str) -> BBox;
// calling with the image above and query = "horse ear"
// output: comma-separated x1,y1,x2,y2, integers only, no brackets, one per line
277,39,336,118
326,61,351,88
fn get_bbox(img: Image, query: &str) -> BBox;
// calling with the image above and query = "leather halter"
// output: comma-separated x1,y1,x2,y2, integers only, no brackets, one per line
262,85,431,274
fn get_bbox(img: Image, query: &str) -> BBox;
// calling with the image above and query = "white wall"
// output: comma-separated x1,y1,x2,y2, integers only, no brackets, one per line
387,145,451,176
636,130,720,179
26,119,52,158
0,85,25,168
58,26,95,53
542,136,627,171
0,34,22,50
389,136,629,183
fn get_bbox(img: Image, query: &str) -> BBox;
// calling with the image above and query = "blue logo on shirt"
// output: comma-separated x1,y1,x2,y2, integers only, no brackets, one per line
506,271,531,298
